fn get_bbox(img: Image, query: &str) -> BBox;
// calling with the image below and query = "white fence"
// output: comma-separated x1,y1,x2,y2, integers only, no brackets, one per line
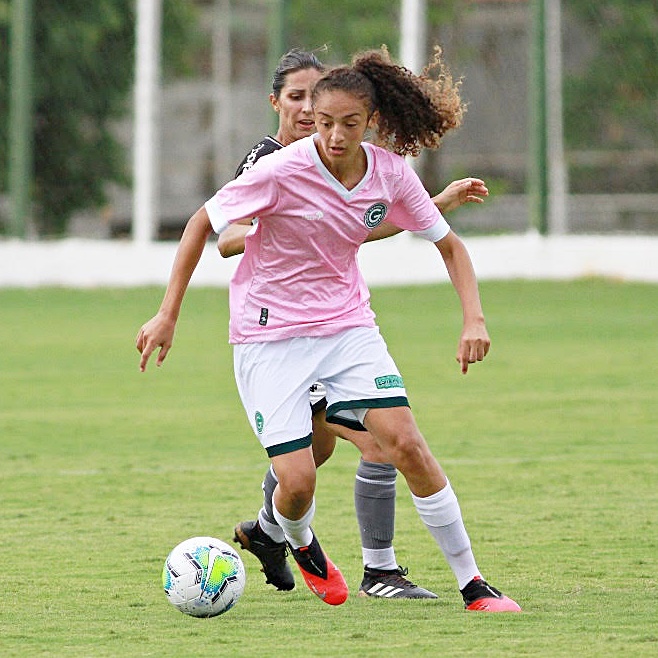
1,233,657,288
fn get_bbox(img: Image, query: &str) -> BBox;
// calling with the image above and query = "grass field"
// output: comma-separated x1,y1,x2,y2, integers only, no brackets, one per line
1,280,657,657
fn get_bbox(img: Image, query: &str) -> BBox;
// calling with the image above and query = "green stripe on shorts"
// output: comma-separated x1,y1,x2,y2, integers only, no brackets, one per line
325,396,410,426
266,432,313,458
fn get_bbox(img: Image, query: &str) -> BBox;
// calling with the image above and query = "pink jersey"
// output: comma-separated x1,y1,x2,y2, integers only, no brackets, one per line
205,135,450,344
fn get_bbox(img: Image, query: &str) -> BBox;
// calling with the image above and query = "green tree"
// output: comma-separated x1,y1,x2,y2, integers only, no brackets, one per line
285,0,460,65
564,0,657,149
563,0,657,193
285,0,400,64
0,0,198,237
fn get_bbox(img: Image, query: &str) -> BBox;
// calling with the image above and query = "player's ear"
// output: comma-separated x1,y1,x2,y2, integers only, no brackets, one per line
269,93,280,113
367,110,380,129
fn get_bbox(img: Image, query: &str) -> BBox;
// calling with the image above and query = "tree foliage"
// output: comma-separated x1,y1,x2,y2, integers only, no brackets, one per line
0,0,197,236
285,0,399,65
2,0,655,236
285,0,459,66
564,0,658,149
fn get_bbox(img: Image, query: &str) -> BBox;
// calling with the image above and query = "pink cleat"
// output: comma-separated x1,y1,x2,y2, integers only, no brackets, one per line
289,535,348,606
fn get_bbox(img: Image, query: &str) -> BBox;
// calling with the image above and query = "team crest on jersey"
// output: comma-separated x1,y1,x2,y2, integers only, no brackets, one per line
364,202,388,229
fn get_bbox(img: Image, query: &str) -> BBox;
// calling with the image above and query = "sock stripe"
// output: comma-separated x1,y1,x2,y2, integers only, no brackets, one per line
355,474,397,486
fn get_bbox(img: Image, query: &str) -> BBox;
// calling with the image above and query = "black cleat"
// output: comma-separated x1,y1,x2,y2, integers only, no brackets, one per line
358,566,438,599
460,576,521,612
233,520,295,591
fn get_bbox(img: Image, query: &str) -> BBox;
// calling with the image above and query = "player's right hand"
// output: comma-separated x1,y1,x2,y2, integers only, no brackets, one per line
135,313,176,372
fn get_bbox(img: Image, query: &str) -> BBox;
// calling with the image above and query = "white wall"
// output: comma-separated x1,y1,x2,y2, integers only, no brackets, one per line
1,233,657,288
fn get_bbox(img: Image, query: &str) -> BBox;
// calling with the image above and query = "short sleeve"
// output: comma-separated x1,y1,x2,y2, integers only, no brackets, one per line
388,163,450,242
205,163,279,234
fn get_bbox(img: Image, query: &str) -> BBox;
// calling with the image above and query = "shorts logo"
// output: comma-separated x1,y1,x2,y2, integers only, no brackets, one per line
364,202,388,229
255,411,264,434
375,375,404,389
259,308,268,326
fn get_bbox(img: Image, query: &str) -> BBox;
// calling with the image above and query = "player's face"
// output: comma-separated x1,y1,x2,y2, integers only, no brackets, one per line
313,90,370,171
271,68,323,146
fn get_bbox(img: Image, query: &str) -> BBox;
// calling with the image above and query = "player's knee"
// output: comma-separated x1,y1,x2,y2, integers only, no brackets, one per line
277,473,315,509
357,436,389,462
385,431,431,472
312,444,334,468
311,417,336,467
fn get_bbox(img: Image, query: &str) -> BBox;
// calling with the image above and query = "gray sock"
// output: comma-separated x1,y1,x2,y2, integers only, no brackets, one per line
355,459,397,568
256,465,285,543
260,464,279,527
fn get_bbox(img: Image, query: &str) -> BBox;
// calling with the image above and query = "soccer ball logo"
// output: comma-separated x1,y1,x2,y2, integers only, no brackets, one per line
162,536,246,617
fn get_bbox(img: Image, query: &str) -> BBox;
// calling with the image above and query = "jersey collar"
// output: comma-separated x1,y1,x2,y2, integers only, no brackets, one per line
308,135,373,201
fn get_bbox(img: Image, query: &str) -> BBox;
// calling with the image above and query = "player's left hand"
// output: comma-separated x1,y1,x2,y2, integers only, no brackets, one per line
433,178,489,215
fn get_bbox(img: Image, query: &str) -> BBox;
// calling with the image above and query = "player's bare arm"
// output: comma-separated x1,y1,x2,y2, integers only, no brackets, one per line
136,206,213,371
217,219,253,258
434,230,490,375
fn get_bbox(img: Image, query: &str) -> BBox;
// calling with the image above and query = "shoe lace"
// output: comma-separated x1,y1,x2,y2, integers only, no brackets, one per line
372,565,418,588
292,540,328,578
462,577,502,602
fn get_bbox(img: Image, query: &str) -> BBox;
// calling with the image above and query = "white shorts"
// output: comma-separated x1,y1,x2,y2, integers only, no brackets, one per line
233,326,409,456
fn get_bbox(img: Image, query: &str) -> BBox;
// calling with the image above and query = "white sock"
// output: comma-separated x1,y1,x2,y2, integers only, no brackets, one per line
412,482,481,590
362,547,398,571
258,509,285,544
272,498,315,549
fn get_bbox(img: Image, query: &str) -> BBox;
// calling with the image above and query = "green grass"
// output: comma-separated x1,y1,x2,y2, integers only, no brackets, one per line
1,280,657,657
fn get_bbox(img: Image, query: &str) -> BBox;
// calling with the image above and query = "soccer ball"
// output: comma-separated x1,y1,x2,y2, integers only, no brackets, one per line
162,536,246,618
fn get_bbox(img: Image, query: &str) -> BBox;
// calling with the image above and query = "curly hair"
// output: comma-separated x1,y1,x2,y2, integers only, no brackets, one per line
312,46,464,157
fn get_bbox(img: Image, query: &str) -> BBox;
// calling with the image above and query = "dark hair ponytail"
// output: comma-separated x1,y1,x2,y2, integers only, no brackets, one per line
271,49,326,98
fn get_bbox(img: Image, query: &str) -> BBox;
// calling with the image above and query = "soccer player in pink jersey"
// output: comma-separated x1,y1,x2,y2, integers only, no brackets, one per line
137,46,520,612
222,49,489,600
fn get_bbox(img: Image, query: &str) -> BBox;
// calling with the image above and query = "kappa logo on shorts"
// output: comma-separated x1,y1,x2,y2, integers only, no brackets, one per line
375,375,404,389
255,411,264,434
364,202,388,229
